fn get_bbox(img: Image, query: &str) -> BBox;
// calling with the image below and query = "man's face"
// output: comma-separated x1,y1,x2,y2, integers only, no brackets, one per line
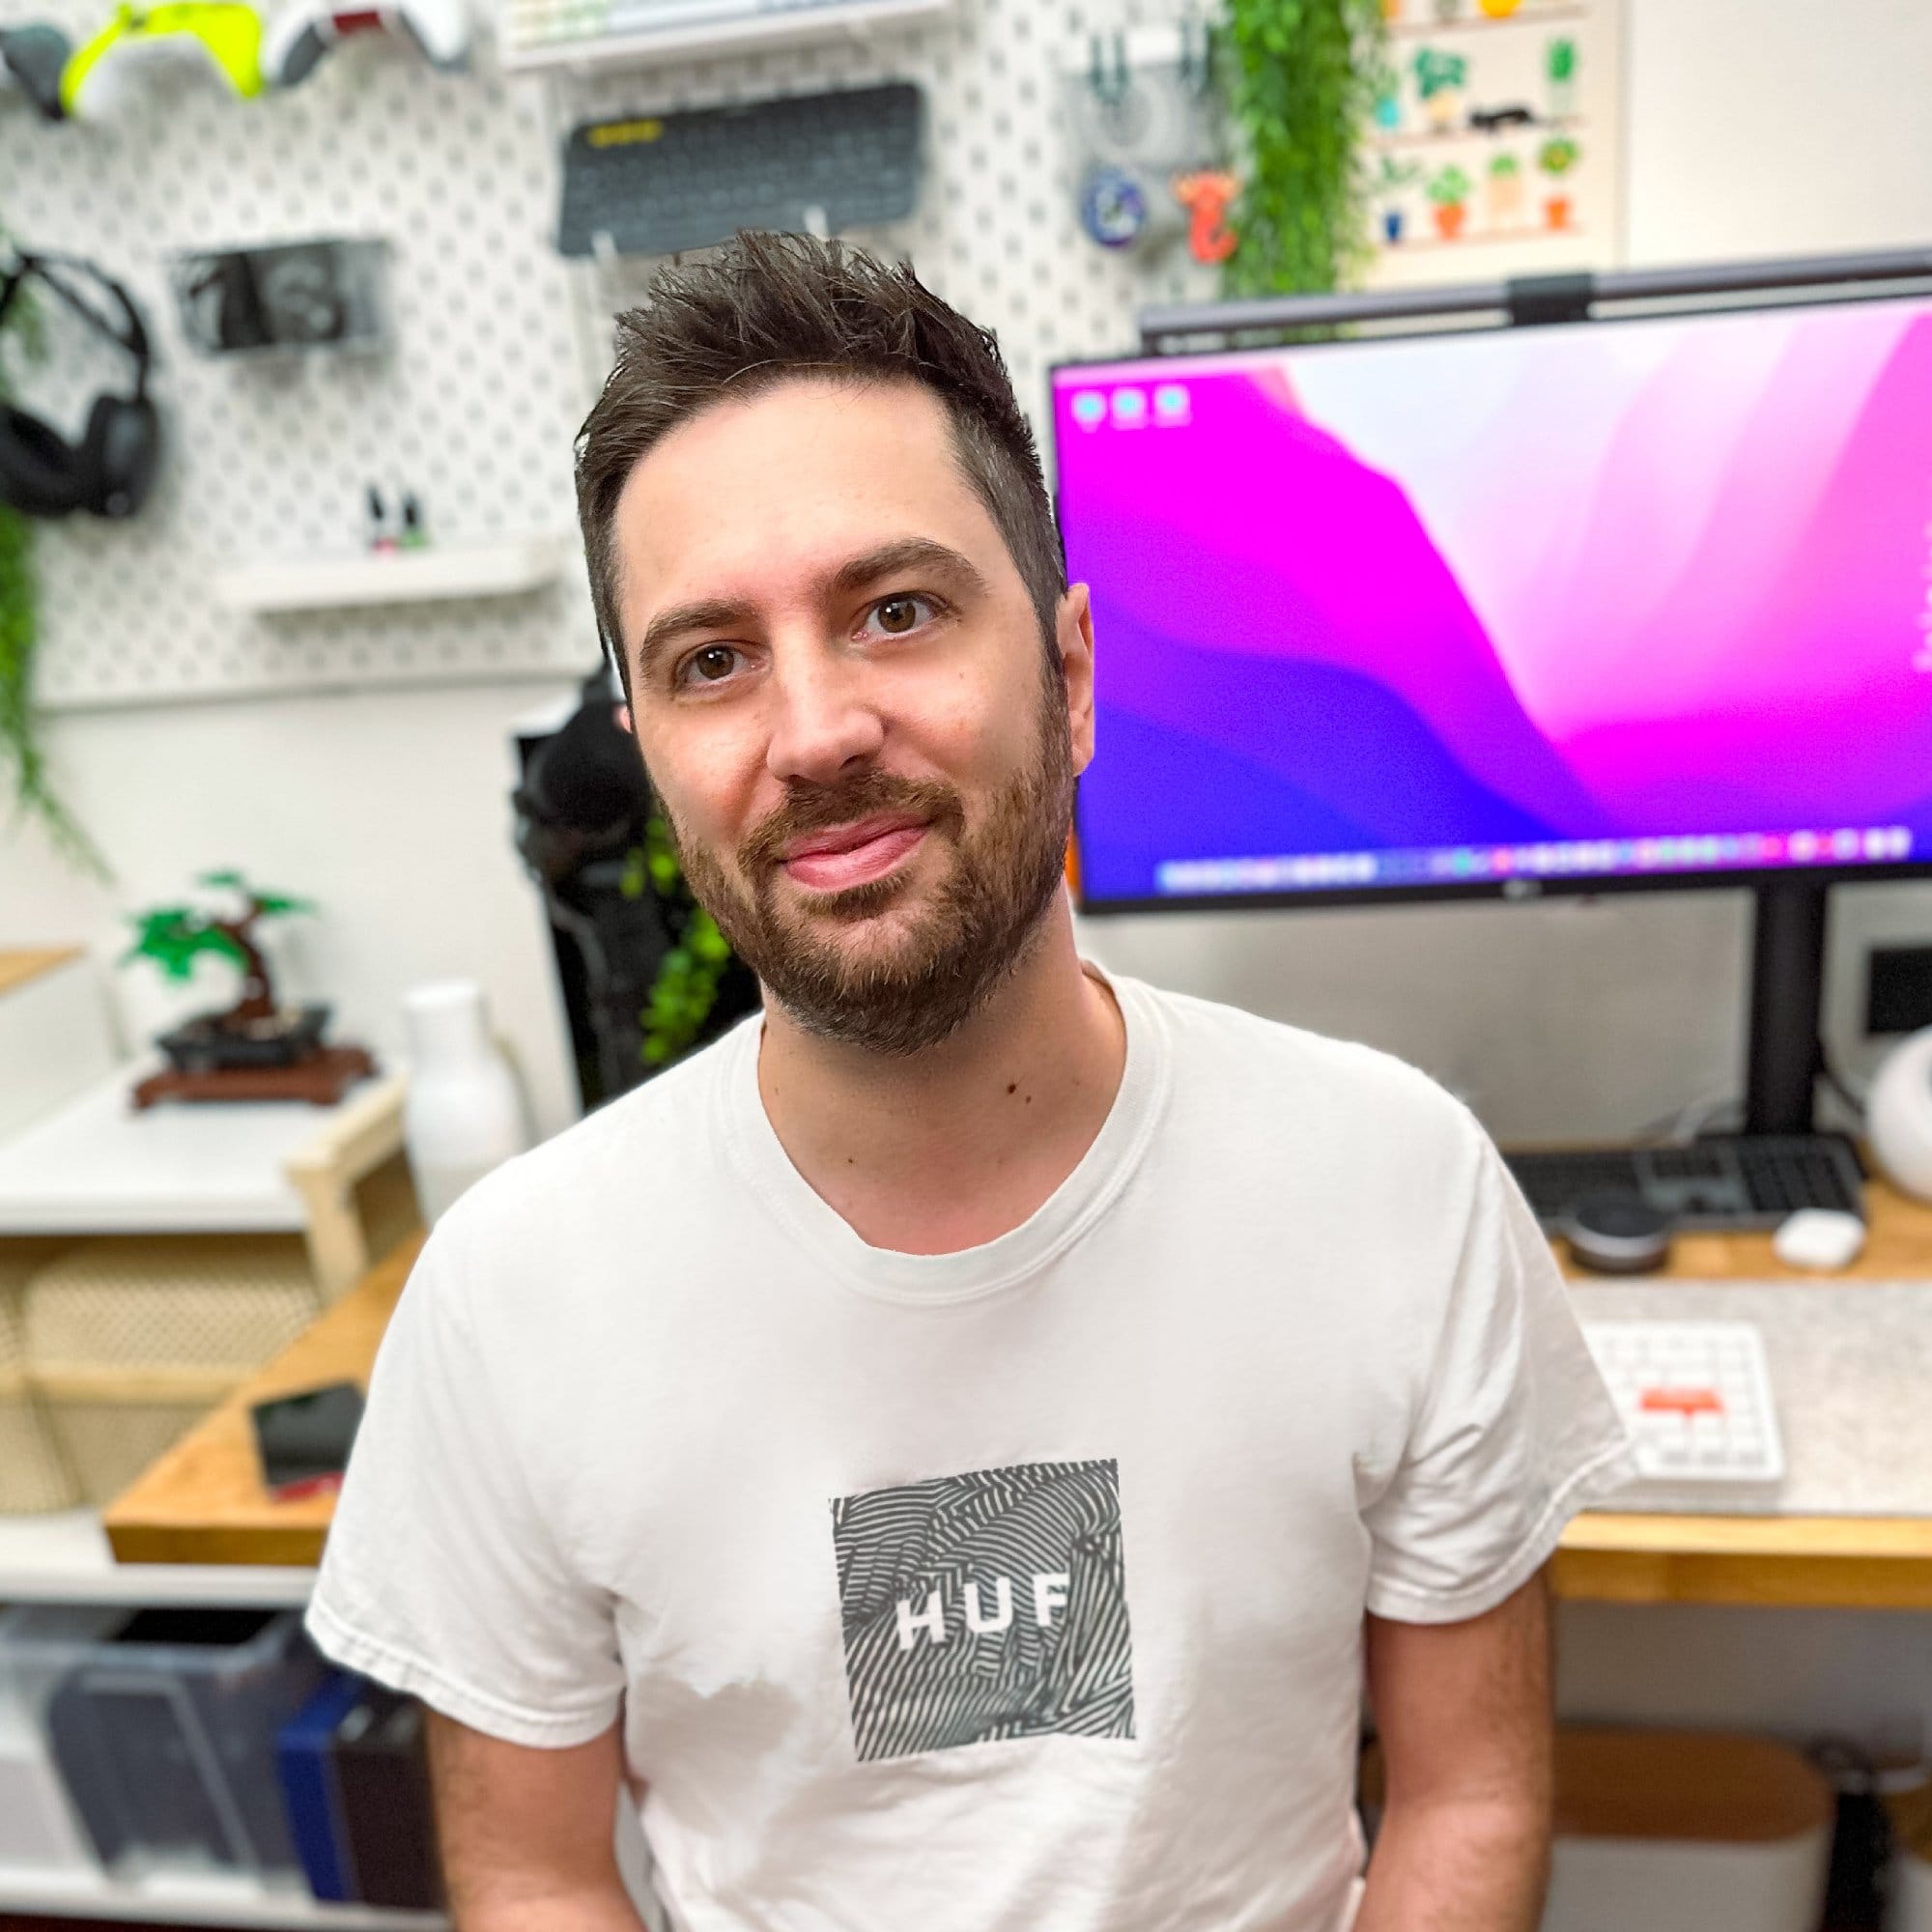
611,376,1095,1055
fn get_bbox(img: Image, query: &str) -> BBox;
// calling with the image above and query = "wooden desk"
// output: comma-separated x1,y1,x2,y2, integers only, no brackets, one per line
106,1191,1932,1607
105,1234,423,1569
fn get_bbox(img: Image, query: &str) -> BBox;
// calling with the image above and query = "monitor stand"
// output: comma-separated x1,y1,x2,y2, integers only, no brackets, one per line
1744,880,1828,1135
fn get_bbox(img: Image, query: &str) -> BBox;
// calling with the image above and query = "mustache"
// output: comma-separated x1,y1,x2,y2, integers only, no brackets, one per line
738,770,967,875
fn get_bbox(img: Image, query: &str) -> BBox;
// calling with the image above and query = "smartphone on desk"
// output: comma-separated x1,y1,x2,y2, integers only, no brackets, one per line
250,1381,365,1501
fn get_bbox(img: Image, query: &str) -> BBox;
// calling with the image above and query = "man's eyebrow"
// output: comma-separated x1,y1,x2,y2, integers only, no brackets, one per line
827,537,991,601
633,597,759,681
629,539,991,681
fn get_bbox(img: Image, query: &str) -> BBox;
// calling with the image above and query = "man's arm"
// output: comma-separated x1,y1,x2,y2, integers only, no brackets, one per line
1355,1566,1555,1932
425,1710,646,1931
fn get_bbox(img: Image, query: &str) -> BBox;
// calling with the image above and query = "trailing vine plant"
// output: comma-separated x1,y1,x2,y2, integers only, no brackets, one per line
621,811,735,1068
0,226,105,875
1221,0,1389,298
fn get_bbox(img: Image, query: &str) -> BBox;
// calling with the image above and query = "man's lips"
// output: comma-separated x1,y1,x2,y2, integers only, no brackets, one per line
780,814,930,892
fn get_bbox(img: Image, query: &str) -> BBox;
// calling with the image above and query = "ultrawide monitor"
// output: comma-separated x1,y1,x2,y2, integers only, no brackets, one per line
1053,294,1932,911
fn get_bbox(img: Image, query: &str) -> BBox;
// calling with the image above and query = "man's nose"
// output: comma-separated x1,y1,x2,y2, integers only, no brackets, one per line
764,643,887,787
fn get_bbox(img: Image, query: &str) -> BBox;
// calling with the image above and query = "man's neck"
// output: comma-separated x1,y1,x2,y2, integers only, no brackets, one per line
754,897,1127,1256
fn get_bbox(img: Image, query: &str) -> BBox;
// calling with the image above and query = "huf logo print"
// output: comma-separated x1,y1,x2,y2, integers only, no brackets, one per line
830,1459,1135,1763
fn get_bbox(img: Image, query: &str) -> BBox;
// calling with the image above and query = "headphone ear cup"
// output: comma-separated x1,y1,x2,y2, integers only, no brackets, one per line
79,391,159,518
0,402,86,517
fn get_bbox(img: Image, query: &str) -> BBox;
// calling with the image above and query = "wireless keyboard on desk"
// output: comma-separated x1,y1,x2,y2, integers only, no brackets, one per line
1504,1133,1864,1232
556,83,925,260
1581,1321,1787,1513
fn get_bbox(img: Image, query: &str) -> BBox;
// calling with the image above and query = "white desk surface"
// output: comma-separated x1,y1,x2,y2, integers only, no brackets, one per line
1573,1280,1932,1519
0,1064,375,1236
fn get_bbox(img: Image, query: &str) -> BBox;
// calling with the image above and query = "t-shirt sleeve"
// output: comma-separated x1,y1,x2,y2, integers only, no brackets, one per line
1361,1129,1637,1624
304,1216,626,1747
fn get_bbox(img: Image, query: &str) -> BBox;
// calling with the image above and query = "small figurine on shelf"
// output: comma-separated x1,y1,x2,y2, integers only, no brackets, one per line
1375,155,1421,242
1411,48,1467,133
1538,135,1581,228
1546,36,1578,120
1171,171,1238,265
121,869,375,1106
1485,150,1525,226
1426,163,1473,239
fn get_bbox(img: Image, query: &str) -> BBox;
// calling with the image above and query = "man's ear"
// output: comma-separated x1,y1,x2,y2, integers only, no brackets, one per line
614,703,634,736
1058,582,1096,775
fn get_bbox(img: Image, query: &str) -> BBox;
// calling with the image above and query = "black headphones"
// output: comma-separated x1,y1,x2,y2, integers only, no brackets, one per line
0,252,160,520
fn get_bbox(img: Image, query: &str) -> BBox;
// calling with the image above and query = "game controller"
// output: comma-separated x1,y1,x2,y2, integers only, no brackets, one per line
263,0,468,86
0,23,72,120
60,1,263,120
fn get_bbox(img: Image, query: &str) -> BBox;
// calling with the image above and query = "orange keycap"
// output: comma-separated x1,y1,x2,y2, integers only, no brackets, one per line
1639,1387,1724,1414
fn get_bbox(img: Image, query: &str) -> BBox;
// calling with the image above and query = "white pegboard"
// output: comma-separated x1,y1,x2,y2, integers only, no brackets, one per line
0,0,1218,712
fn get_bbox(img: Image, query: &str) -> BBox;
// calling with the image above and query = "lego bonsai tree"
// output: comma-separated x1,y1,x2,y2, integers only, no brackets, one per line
124,870,327,1069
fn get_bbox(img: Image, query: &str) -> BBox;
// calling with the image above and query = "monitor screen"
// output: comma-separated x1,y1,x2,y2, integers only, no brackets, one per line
1053,296,1932,910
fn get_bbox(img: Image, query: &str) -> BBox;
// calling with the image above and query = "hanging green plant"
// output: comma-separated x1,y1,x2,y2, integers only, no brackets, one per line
1222,0,1389,298
0,231,106,876
622,811,736,1067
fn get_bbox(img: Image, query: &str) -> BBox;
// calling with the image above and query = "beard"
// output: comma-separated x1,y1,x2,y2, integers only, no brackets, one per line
665,678,1074,1056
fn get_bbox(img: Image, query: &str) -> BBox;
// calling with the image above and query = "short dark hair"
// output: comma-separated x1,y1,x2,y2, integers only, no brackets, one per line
573,230,1065,698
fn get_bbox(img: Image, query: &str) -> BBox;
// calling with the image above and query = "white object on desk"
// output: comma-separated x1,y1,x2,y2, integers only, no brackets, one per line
1868,1025,1932,1202
1772,1208,1866,1272
1581,1321,1785,1513
402,981,529,1225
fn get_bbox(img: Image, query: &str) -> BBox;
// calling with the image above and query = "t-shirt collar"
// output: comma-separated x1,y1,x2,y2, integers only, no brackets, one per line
716,964,1170,1305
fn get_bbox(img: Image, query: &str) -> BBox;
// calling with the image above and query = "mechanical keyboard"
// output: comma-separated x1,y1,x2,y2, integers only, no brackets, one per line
1580,1320,1786,1512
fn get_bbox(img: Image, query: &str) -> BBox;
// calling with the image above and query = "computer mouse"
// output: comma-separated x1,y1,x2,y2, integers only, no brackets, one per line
1564,1191,1674,1276
1772,1208,1865,1272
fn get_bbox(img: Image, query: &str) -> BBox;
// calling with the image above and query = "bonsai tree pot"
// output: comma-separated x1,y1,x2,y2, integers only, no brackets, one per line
157,1002,333,1074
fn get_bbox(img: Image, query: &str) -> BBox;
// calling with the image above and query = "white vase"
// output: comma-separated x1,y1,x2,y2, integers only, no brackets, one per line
401,980,531,1226
1866,1026,1932,1203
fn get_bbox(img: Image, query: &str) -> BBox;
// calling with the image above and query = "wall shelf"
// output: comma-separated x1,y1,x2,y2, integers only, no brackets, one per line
499,0,949,74
0,1508,317,1607
214,537,571,615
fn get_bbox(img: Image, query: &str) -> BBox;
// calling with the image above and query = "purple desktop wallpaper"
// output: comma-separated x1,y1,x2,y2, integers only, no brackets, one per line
1053,300,1932,902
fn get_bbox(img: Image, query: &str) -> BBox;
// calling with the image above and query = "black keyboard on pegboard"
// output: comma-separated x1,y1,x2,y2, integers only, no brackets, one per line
557,83,925,260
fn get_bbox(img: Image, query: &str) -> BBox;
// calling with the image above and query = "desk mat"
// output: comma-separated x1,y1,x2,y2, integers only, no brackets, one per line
1569,1281,1932,1518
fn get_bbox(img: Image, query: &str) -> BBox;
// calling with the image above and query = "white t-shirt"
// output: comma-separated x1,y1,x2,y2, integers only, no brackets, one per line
307,972,1634,1932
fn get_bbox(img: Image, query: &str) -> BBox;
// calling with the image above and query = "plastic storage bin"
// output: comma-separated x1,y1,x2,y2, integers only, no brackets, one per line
0,1602,327,1884
0,1651,95,1880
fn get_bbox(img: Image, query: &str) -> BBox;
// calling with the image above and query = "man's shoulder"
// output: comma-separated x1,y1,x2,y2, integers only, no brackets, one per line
1129,975,1486,1196
1137,977,1469,1128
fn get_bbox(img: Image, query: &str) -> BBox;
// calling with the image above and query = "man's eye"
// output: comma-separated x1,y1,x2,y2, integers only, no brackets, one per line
864,594,939,639
679,643,743,686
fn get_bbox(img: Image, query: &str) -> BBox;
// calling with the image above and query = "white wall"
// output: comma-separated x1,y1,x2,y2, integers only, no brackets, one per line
0,682,582,1138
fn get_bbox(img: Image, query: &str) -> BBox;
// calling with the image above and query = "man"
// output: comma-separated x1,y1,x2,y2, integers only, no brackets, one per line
308,232,1635,1932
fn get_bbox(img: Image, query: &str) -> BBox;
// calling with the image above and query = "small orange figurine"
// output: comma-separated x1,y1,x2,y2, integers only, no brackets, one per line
1172,170,1239,265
